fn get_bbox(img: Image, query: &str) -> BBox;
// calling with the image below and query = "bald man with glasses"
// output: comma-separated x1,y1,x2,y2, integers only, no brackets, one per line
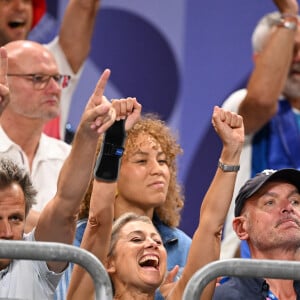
6,74,71,90
0,51,119,299
0,40,72,232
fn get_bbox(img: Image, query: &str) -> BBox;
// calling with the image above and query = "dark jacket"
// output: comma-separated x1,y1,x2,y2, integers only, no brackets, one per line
213,276,300,300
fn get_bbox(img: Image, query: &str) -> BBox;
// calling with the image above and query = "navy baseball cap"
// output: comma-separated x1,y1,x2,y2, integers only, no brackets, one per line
234,168,300,217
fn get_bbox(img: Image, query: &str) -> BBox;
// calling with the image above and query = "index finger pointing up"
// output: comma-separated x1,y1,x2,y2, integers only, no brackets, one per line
0,47,8,85
92,68,111,105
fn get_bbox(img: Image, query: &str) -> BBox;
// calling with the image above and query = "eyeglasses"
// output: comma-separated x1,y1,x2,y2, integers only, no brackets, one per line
7,74,71,90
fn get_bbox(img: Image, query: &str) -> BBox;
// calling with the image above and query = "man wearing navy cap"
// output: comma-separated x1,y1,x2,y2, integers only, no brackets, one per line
213,168,300,299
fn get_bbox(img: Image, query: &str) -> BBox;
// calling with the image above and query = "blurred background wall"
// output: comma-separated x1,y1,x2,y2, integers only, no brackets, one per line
30,0,279,237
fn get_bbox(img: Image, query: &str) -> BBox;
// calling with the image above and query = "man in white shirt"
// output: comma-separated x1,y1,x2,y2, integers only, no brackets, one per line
0,0,101,140
0,40,73,231
0,48,117,299
221,0,300,259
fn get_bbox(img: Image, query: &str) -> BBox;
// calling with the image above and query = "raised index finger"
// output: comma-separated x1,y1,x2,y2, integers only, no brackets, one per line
0,47,8,85
92,68,111,105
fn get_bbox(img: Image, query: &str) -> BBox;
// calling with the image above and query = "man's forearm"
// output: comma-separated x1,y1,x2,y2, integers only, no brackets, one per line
58,0,101,72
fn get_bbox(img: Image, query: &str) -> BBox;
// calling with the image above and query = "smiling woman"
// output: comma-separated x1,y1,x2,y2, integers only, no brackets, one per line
107,214,167,294
116,114,184,228
66,106,245,300
58,113,191,300
113,115,192,298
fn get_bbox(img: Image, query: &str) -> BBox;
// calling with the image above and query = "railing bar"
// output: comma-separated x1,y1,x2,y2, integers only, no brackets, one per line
0,240,113,300
183,258,300,299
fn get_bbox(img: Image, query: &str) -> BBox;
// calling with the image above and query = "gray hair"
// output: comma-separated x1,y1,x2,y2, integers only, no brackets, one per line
0,159,37,216
251,11,282,53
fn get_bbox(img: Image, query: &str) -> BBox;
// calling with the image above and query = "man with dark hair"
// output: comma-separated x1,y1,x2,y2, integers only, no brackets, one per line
0,159,36,215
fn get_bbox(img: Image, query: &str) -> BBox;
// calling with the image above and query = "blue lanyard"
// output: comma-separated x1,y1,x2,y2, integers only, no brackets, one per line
267,290,278,300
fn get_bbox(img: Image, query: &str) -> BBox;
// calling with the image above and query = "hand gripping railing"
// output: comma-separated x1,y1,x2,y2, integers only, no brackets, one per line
0,240,113,300
183,258,300,299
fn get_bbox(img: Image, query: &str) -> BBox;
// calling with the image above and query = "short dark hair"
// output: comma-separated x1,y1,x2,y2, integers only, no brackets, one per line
0,159,37,216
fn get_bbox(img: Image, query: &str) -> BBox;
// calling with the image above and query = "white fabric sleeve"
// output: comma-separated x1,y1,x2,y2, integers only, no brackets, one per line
45,37,84,139
26,230,64,292
220,89,254,259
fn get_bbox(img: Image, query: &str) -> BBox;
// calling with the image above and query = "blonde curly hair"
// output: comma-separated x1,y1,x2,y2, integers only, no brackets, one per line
78,114,185,228
123,114,184,227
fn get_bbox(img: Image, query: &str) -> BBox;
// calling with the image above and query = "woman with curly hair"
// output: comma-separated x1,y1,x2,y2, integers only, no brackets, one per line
56,111,190,300
67,106,244,300
78,113,189,252
114,113,191,283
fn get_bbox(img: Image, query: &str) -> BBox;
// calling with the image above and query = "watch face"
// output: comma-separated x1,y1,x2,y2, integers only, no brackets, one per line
278,17,297,31
218,160,240,172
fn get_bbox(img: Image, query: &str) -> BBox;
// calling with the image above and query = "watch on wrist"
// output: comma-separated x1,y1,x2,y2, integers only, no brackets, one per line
218,159,240,172
277,17,297,31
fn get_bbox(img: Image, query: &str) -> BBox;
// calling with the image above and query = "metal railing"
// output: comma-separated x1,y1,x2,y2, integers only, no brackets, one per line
0,240,113,300
183,258,300,299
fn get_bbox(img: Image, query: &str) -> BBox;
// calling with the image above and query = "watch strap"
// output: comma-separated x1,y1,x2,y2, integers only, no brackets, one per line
218,159,240,172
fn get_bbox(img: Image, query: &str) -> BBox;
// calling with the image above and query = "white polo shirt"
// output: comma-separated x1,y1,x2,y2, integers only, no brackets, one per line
46,37,83,139
0,231,63,300
0,126,71,211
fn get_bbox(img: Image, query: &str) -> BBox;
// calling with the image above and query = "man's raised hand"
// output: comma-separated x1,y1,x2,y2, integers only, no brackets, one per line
82,68,116,134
